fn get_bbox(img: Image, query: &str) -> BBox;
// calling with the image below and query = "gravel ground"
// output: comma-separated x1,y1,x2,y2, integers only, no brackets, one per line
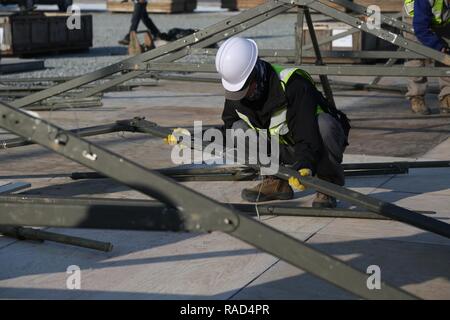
1,3,299,78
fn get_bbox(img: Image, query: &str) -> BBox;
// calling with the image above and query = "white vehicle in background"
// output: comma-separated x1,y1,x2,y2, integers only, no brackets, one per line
0,0,73,12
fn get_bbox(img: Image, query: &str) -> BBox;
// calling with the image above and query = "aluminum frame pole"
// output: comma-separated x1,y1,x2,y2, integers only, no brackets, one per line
132,62,450,77
304,7,337,108
10,2,292,108
289,0,450,65
126,117,450,240
0,100,415,300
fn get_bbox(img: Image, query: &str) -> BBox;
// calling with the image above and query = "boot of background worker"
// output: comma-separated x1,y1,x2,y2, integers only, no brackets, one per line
440,95,450,113
119,31,161,46
241,176,293,202
118,36,130,46
410,96,431,115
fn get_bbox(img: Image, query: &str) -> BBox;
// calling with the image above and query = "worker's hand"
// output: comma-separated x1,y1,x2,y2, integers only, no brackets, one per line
163,134,178,145
288,168,312,191
163,128,191,145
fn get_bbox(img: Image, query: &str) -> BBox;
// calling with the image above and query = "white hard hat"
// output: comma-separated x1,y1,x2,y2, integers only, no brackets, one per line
215,37,258,100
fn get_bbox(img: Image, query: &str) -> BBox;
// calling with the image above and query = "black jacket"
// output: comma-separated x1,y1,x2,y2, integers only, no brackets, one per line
221,61,343,173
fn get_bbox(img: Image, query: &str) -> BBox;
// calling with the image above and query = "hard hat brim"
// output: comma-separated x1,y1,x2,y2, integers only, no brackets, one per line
221,76,248,93
224,84,251,101
224,67,257,101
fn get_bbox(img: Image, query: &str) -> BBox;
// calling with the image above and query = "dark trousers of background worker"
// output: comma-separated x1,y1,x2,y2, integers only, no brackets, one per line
231,113,347,186
125,2,160,40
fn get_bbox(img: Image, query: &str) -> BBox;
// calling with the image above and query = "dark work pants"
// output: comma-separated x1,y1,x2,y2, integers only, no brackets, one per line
127,3,160,38
231,113,347,186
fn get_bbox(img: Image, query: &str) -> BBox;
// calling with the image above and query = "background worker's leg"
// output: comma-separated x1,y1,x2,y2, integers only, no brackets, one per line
141,4,161,38
405,59,429,99
403,13,430,114
433,25,450,112
119,2,143,45
129,3,144,34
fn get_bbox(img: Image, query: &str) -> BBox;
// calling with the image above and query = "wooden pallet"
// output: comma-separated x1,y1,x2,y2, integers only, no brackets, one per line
221,0,404,12
107,0,197,14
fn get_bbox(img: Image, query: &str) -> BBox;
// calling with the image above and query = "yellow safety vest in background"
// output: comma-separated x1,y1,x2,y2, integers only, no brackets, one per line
404,0,450,25
235,64,323,145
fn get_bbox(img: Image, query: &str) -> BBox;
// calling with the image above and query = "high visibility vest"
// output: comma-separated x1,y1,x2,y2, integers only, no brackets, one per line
404,0,450,26
235,64,323,145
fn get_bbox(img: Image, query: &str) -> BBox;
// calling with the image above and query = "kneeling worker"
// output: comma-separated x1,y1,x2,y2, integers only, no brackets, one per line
215,37,350,208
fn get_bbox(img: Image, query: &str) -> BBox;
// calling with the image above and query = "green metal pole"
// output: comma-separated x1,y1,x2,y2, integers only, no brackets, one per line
0,225,113,252
0,101,416,300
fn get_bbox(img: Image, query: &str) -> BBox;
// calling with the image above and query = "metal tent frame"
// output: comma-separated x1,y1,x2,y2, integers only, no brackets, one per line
1,0,450,299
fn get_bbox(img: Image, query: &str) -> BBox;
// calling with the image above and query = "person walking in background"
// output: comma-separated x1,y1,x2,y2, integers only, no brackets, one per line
403,0,450,115
118,0,162,46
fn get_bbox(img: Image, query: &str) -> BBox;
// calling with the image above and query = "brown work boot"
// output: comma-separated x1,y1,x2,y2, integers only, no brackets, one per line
439,95,450,114
118,37,130,46
143,31,155,51
241,176,293,202
312,192,337,209
410,96,431,115
128,31,143,56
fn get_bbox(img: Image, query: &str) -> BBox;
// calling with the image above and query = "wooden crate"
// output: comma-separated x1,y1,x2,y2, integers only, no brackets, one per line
300,22,362,64
107,0,197,14
221,0,261,10
302,22,361,51
221,0,403,12
0,12,92,57
354,0,404,13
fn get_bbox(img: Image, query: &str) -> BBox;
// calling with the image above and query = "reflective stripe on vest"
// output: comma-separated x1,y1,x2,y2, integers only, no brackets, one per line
235,64,323,144
235,110,256,130
269,108,290,136
404,0,450,25
235,109,289,136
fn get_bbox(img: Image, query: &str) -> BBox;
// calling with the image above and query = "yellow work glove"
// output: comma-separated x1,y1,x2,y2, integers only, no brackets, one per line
288,168,312,191
163,128,191,145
